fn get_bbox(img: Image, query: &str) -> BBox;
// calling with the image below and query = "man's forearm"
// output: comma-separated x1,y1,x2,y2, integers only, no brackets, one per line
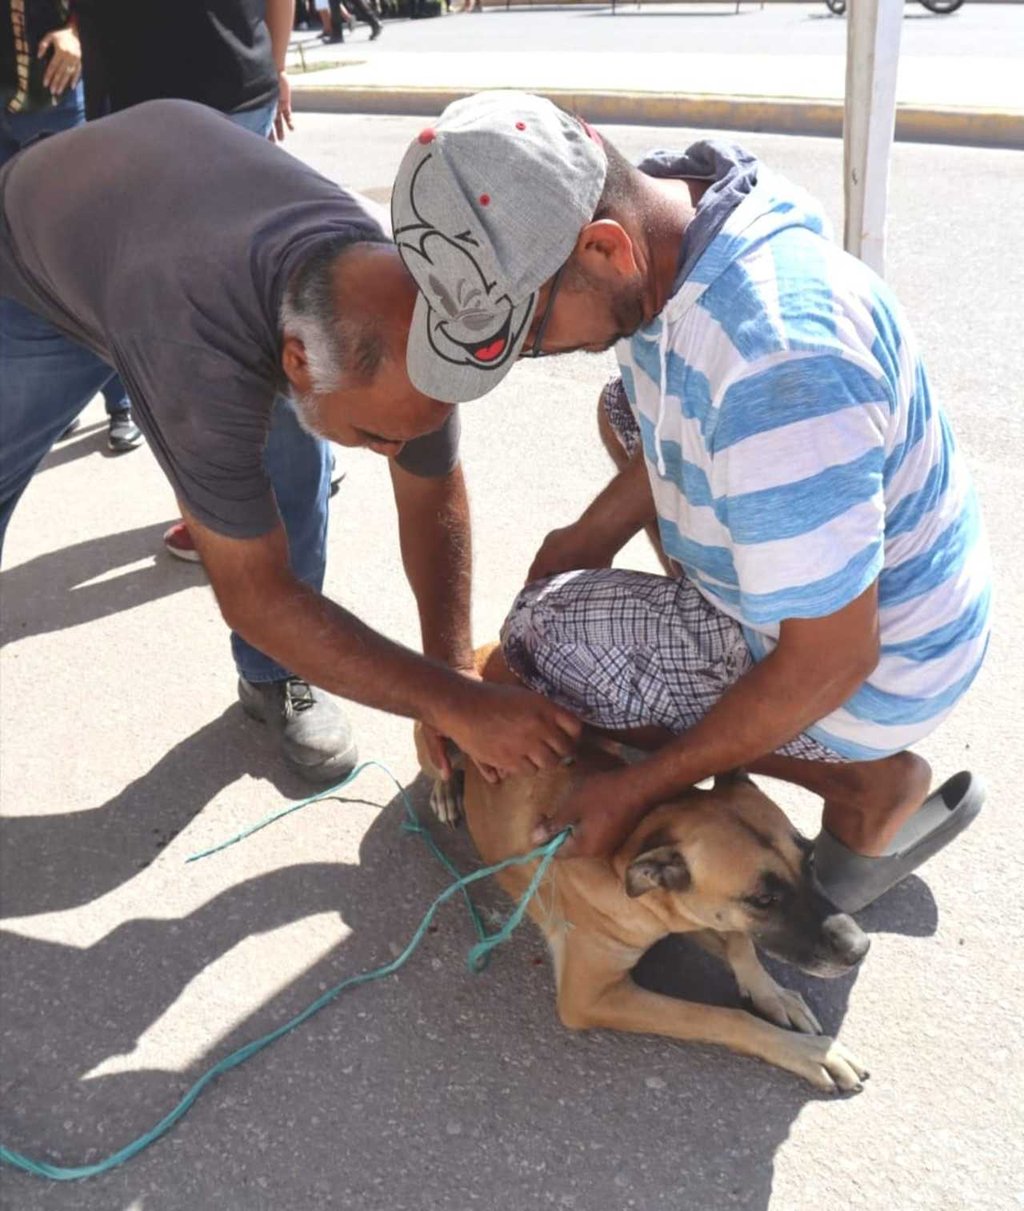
620,648,865,810
234,573,468,726
392,463,474,669
265,0,295,70
578,450,657,555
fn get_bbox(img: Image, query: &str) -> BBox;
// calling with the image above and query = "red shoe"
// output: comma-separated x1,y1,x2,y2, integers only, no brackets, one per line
163,521,201,563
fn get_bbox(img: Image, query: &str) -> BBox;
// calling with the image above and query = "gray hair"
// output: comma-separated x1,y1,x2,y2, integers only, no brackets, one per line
279,236,389,391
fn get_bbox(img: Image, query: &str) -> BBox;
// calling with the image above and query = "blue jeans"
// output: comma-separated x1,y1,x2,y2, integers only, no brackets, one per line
0,86,129,416
0,84,85,163
1,84,329,683
0,97,328,684
220,97,333,682
0,297,331,683
228,99,277,139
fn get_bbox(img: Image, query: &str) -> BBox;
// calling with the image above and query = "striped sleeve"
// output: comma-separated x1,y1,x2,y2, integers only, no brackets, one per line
708,352,892,624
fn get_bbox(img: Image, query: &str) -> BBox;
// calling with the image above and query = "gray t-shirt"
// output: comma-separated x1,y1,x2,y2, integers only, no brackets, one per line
0,99,460,537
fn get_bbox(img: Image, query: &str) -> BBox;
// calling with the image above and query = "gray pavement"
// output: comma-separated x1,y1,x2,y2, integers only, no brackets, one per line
285,2,1024,145
1,116,1023,1210
292,1,1023,60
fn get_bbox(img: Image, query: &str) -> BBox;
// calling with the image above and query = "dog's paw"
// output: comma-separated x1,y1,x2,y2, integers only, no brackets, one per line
771,1032,869,1093
429,771,464,828
743,982,822,1035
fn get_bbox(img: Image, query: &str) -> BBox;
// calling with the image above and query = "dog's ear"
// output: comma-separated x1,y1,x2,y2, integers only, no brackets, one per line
625,845,691,898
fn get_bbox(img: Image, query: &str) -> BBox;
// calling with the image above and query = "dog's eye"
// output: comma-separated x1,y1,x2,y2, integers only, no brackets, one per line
747,892,782,911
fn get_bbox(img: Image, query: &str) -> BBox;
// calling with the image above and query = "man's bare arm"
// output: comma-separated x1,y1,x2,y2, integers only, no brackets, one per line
264,0,294,140
181,506,581,773
265,0,294,70
529,450,657,582
389,459,474,671
538,582,882,856
626,582,881,804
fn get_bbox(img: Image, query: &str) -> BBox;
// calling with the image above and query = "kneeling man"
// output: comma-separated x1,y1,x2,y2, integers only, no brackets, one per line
392,93,991,911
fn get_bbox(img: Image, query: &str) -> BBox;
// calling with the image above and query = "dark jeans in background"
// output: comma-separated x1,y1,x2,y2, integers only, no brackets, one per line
0,85,129,416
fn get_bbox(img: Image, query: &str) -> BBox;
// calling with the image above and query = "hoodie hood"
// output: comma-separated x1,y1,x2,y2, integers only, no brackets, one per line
638,140,760,288
644,140,835,309
624,141,835,474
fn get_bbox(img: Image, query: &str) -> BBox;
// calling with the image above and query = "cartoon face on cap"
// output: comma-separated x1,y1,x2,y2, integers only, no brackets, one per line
392,140,536,381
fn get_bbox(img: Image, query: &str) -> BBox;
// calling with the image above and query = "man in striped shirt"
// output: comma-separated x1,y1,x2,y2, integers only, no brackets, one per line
393,94,990,912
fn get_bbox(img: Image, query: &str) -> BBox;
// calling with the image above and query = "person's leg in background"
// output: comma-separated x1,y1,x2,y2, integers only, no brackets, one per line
231,396,358,783
100,374,143,452
326,0,347,40
345,0,383,39
0,298,119,558
312,0,335,37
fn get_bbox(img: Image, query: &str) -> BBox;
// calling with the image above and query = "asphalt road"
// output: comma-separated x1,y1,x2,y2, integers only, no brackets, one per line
294,0,1024,59
1,115,1022,1211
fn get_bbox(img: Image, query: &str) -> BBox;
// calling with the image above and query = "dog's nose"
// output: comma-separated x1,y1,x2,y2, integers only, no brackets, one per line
822,913,871,966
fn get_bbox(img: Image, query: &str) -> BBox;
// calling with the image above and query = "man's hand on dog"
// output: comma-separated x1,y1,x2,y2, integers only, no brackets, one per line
433,679,582,782
532,768,645,858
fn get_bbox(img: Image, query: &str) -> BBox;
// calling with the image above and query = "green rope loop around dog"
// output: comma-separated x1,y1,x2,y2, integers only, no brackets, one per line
0,761,568,1182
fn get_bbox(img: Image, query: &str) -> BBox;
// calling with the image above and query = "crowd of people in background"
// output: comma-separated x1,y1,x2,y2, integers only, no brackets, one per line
292,0,481,29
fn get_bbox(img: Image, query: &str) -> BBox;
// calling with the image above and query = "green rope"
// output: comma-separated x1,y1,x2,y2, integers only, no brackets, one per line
0,761,568,1182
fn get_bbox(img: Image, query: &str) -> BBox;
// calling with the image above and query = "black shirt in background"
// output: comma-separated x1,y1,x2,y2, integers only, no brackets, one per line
76,0,278,118
1,0,72,112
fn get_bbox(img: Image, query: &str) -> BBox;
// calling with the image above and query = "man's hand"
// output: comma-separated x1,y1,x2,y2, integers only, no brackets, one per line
420,665,498,783
38,27,81,97
531,768,647,859
272,71,294,142
435,681,582,780
527,519,619,584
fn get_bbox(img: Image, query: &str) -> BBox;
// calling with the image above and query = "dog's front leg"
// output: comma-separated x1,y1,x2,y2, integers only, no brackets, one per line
556,954,865,1092
694,931,822,1035
413,722,464,827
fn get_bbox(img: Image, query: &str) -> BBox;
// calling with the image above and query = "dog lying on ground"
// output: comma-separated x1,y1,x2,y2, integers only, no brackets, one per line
414,647,872,1092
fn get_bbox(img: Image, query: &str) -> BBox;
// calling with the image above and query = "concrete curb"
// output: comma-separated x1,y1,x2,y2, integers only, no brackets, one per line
292,84,1024,149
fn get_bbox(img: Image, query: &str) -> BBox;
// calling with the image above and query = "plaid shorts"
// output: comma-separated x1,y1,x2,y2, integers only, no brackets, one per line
501,568,844,764
601,375,642,457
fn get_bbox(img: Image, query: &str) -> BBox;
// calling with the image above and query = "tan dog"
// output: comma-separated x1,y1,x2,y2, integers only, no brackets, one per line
415,649,872,1092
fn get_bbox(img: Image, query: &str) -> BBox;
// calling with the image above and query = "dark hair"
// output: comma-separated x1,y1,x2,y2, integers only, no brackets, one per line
592,134,645,222
559,132,645,291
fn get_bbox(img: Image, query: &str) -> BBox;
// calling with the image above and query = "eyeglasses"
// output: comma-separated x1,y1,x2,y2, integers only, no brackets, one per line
522,263,567,359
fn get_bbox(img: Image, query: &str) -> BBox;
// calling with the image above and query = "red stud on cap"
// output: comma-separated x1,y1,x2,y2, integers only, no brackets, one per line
418,128,436,144
515,121,526,131
479,194,491,206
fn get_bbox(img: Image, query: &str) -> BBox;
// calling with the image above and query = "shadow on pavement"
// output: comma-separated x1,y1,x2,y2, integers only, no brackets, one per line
0,773,941,1210
32,422,110,473
0,521,198,646
0,706,311,918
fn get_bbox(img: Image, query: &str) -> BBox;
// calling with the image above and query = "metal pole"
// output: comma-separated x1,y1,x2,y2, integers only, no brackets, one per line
843,0,904,276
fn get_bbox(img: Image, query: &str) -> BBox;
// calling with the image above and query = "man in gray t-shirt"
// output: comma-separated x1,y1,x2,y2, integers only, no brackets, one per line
0,100,580,783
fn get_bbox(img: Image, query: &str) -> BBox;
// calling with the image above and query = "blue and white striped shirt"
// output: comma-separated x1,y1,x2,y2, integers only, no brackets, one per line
618,166,991,760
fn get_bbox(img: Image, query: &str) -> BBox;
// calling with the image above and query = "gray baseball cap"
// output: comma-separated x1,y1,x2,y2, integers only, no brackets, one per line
392,91,607,404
